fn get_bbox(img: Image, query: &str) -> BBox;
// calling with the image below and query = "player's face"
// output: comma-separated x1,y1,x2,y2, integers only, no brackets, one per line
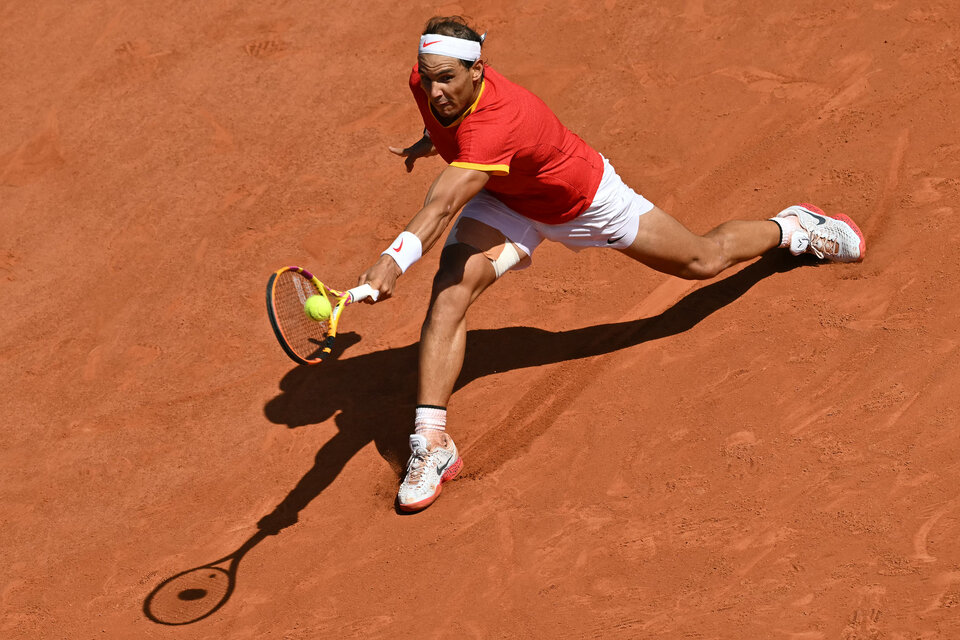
418,54,483,122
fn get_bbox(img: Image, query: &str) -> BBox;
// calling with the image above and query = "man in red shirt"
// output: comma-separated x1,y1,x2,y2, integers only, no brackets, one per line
359,16,865,512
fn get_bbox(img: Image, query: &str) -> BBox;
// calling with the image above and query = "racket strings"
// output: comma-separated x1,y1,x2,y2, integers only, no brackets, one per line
273,271,332,361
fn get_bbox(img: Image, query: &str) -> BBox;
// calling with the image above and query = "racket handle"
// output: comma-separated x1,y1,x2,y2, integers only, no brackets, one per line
346,283,380,303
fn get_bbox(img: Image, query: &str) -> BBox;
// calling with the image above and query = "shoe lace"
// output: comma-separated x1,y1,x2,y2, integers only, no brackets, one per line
405,446,434,487
809,229,841,258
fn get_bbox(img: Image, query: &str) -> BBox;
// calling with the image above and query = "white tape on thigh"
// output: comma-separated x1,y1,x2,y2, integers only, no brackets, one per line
491,241,522,278
445,215,527,278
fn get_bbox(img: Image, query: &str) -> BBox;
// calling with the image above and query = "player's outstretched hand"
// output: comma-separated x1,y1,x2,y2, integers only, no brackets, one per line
357,255,402,303
389,135,437,173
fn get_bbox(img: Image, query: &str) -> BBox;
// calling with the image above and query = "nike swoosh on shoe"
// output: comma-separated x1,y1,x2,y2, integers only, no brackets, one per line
435,452,453,477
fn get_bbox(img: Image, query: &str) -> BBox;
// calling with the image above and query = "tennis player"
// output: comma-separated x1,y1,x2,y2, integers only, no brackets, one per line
358,16,866,512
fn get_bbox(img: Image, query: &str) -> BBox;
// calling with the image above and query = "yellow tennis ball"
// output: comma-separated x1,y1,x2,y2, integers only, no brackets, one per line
304,295,332,321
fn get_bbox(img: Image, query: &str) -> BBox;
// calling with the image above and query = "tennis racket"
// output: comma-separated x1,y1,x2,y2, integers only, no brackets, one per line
266,266,379,365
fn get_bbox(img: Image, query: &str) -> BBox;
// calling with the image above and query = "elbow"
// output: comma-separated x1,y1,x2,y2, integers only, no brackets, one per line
431,199,460,225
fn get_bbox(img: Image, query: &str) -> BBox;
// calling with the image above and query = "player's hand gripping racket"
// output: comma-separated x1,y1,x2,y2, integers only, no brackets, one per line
266,266,378,365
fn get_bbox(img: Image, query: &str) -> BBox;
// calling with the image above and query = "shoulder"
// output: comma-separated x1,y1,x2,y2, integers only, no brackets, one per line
465,67,520,124
481,66,535,102
462,66,548,135
474,66,552,127
482,65,509,87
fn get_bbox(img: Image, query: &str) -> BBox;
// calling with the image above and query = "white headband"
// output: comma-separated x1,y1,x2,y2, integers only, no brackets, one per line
418,33,484,62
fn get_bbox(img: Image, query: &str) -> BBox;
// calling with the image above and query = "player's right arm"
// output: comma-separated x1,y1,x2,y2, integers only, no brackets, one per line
358,164,490,300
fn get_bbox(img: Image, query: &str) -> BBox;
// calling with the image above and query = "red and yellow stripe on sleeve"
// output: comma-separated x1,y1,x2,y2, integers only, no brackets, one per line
450,161,509,176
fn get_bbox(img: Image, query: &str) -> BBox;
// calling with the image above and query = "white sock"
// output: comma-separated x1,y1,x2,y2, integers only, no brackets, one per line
771,215,802,249
414,405,447,434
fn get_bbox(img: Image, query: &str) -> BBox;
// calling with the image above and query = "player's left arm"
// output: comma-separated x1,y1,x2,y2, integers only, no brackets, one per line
358,165,490,300
388,130,437,173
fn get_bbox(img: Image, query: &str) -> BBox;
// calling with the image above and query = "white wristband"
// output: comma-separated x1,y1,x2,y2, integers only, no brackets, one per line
381,231,422,274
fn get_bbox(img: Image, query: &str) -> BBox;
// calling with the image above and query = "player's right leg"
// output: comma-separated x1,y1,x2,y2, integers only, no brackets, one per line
418,242,500,414
399,200,536,512
398,244,496,512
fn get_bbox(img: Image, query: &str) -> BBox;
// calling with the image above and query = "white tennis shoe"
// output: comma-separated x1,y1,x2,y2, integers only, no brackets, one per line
775,203,866,263
397,433,463,512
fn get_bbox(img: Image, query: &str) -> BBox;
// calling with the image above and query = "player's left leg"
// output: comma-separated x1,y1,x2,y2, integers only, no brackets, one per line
569,158,864,277
537,157,787,279
621,203,864,278
620,206,781,279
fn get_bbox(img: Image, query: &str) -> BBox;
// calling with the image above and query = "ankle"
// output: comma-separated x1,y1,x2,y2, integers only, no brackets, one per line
415,404,450,448
416,428,451,449
772,215,802,248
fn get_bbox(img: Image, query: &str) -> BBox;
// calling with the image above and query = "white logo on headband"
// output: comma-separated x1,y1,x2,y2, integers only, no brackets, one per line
418,33,484,62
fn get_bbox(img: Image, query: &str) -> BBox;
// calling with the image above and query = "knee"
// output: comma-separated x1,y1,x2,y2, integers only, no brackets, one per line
422,278,471,342
423,244,497,330
430,255,472,303
683,255,723,280
424,259,475,328
428,267,468,309
431,265,460,294
679,235,728,279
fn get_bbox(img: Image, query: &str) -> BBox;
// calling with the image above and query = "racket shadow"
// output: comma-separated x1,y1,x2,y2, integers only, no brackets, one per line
261,251,806,523
143,530,267,625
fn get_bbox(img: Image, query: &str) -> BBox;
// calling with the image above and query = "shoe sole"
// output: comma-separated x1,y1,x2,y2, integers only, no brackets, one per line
397,456,463,513
798,202,866,262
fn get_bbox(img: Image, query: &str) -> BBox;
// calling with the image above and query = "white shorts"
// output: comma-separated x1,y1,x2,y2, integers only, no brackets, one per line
445,156,655,272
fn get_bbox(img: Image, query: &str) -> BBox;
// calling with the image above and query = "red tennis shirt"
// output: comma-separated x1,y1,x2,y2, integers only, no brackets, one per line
410,64,603,224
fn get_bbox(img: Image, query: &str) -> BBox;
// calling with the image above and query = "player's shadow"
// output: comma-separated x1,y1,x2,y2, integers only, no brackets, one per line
144,252,806,626
258,251,807,531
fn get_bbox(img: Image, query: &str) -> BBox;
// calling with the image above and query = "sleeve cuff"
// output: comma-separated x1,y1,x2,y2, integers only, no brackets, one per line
450,161,510,176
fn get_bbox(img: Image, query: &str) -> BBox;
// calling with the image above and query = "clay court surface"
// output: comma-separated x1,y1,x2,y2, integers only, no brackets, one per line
3,1,960,637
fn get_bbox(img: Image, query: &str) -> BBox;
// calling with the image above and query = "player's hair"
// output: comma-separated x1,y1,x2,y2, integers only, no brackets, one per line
422,16,483,68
